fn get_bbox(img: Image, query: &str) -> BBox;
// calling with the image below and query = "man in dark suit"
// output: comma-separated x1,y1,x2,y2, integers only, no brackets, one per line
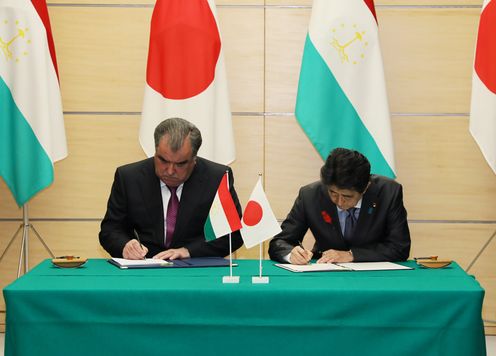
269,148,410,264
99,117,243,260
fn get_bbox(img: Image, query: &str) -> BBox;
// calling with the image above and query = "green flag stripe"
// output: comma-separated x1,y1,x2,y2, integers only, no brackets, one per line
203,215,216,241
295,35,395,178
0,77,54,206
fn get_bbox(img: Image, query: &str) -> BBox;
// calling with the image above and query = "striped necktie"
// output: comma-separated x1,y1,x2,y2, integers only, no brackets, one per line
165,186,179,248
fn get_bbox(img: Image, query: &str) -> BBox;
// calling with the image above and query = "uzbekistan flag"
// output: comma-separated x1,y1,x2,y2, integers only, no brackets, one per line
139,0,235,164
204,172,242,241
470,0,496,174
240,177,281,249
0,0,67,206
295,0,395,178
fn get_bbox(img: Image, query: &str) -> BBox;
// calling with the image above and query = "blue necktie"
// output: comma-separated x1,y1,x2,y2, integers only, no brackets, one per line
344,208,358,243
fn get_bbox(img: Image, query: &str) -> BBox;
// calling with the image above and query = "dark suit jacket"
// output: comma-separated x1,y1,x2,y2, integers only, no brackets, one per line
268,175,410,262
99,157,243,258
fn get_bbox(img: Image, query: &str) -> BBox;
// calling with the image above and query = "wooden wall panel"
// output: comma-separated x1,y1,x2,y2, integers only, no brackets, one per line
380,8,480,113
51,7,151,112
49,0,264,4
51,6,264,113
265,7,309,113
0,115,145,218
266,0,482,5
265,116,322,217
0,115,262,219
394,116,496,221
230,116,265,206
1,1,494,334
265,115,496,221
218,8,265,112
264,7,480,114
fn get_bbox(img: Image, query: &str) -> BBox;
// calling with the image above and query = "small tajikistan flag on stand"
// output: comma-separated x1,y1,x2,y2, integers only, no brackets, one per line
204,172,242,241
204,171,242,284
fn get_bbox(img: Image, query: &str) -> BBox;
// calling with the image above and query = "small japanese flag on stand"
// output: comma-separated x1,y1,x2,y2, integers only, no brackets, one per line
240,176,281,283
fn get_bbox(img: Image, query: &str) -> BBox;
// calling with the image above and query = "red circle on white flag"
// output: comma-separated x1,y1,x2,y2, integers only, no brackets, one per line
243,201,263,226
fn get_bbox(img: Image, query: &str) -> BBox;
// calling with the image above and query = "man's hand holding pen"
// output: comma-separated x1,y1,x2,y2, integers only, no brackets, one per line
122,231,148,260
290,242,313,265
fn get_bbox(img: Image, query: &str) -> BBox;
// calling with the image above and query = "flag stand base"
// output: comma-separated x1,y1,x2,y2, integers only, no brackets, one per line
0,204,55,278
252,276,269,284
222,275,240,284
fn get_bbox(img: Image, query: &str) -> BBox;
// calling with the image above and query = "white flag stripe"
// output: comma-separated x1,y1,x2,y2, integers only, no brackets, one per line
470,68,496,174
0,0,67,162
139,0,235,165
209,193,233,237
308,0,394,173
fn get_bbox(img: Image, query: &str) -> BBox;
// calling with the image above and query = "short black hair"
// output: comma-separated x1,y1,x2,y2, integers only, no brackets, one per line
320,148,371,193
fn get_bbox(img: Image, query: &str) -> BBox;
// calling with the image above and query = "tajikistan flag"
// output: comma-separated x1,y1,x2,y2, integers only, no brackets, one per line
0,0,67,206
470,0,496,174
204,172,242,241
139,0,235,165
296,0,395,178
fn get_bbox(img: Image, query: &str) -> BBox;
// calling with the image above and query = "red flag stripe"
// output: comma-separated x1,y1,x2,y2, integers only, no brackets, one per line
218,174,242,231
146,0,221,100
474,0,496,94
364,0,378,24
31,0,59,79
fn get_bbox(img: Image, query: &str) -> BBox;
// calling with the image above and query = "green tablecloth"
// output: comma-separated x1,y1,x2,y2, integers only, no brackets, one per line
3,259,486,356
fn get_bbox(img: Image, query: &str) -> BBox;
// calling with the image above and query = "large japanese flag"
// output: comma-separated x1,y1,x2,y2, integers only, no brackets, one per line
295,0,395,177
470,0,496,174
139,0,235,164
240,177,281,249
0,0,67,206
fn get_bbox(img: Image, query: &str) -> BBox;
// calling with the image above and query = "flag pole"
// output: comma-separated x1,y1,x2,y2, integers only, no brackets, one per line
252,174,269,284
259,242,263,277
222,170,239,284
252,241,269,284
0,203,55,277
229,232,233,277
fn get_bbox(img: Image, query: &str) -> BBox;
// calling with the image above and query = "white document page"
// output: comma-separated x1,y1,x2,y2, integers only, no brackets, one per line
336,262,412,271
110,258,173,268
275,263,350,272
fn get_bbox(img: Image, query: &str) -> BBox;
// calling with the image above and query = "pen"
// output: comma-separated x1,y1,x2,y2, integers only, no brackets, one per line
298,241,311,264
133,229,146,260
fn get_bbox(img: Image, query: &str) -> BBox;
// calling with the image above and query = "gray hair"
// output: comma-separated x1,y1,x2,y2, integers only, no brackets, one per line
153,118,202,157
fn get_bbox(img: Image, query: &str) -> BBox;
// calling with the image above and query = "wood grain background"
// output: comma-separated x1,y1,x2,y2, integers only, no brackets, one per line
0,0,494,334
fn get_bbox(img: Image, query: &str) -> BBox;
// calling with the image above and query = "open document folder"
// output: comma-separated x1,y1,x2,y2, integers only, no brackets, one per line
109,257,232,269
275,262,412,273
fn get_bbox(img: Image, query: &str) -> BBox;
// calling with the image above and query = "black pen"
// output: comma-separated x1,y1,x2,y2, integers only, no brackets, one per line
298,241,312,264
133,229,146,260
